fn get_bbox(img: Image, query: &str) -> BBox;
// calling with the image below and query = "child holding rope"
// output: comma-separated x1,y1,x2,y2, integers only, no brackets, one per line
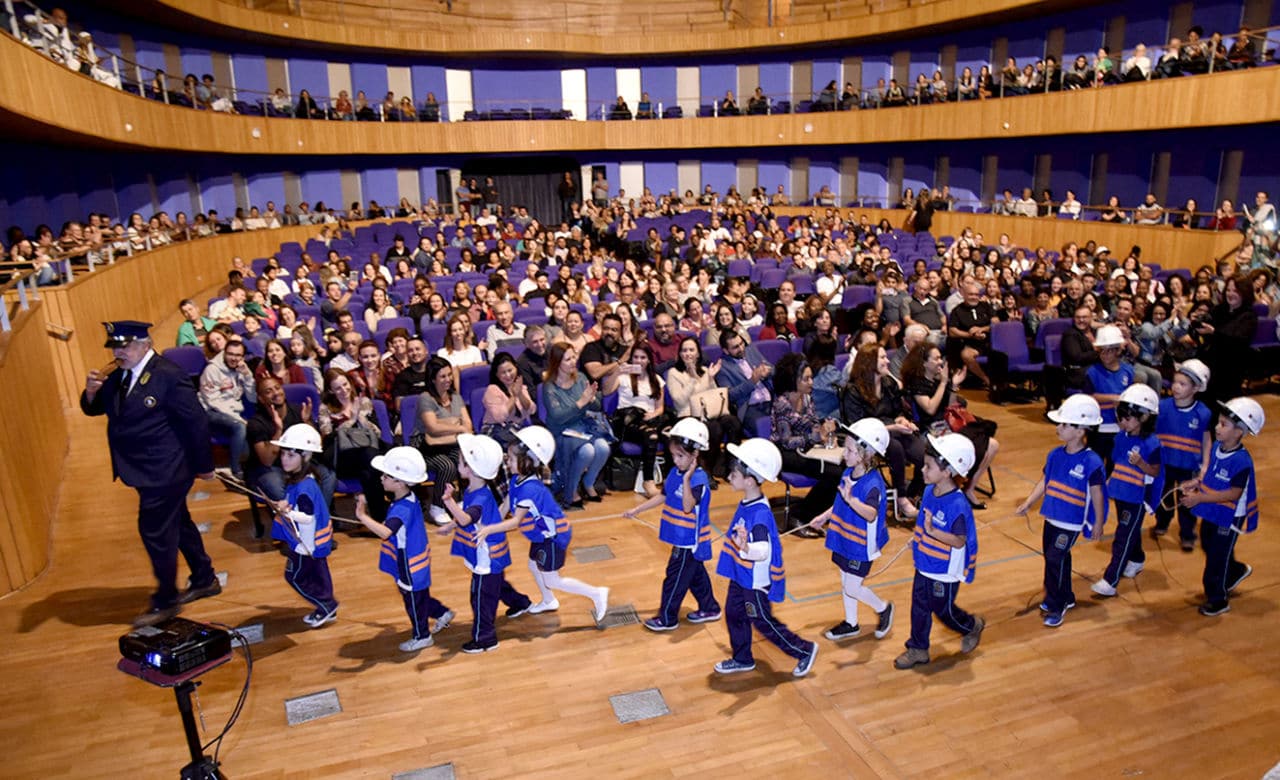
269,424,338,629
1092,385,1162,598
1153,360,1213,551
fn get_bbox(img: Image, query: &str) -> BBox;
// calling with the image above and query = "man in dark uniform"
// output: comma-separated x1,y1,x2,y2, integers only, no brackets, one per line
81,321,221,627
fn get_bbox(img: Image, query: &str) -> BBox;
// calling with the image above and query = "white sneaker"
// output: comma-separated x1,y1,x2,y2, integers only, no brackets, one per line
427,505,451,525
1091,579,1117,597
528,599,560,614
1122,561,1144,578
398,636,434,652
592,587,611,623
431,609,455,634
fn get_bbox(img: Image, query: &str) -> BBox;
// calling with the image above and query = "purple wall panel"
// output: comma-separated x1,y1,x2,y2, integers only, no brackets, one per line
587,67,615,119
233,54,269,98
246,172,286,211
361,168,399,208
350,63,388,102
471,68,560,109
181,49,214,80
700,160,735,193
812,59,841,97
758,160,789,195
644,162,678,197
300,170,342,212
288,59,330,100
699,64,736,105
758,62,790,102
641,66,678,107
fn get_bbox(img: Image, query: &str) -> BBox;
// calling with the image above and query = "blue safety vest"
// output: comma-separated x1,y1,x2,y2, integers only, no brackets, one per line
715,497,786,602
657,467,713,561
451,484,513,573
379,493,432,591
825,468,889,562
1192,444,1259,532
911,486,978,583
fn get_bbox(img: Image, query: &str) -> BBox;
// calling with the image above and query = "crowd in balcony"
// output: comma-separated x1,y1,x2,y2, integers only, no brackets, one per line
6,4,1275,121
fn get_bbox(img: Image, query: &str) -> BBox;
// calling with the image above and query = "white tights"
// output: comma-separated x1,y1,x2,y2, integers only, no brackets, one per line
841,570,886,626
528,558,600,603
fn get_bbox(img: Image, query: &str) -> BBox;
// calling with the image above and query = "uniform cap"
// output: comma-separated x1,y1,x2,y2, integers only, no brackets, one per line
103,320,153,347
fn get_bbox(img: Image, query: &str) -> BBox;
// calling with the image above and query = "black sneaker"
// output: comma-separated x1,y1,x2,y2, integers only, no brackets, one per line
1227,564,1253,593
874,602,895,639
461,639,499,653
1180,538,1196,552
1198,601,1230,617
505,603,531,618
824,621,861,641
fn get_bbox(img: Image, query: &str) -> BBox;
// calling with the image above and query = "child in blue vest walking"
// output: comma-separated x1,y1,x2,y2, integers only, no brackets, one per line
1083,325,1134,467
1092,384,1162,598
714,437,819,678
808,418,895,642
355,446,455,653
269,424,338,628
440,433,533,653
1180,397,1264,617
1153,359,1213,551
1015,395,1108,628
895,433,983,670
624,418,721,632
507,426,609,623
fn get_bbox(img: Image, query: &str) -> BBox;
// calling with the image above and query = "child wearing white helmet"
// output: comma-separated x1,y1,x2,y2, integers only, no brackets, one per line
808,419,896,643
1178,396,1265,617
713,438,820,678
895,433,984,670
503,427,610,623
355,446,455,653
1015,395,1108,628
1092,384,1163,598
1084,325,1135,467
624,417,722,632
439,433,533,653
269,424,339,629
1153,359,1213,550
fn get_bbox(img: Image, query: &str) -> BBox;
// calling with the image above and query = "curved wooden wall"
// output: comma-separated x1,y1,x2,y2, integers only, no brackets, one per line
4,34,1279,157
774,206,1243,271
0,300,66,595
136,0,1068,56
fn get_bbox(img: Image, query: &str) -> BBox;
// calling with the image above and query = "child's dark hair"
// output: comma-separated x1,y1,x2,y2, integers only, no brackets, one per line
668,436,703,466
283,451,317,486
509,442,549,481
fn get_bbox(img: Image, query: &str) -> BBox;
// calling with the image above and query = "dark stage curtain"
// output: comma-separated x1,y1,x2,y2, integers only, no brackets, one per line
461,157,580,226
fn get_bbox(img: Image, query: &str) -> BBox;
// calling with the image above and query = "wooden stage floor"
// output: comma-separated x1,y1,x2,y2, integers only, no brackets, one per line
3,394,1280,779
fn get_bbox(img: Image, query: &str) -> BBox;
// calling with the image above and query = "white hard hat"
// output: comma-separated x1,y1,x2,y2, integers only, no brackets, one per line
843,418,889,456
271,423,322,453
1118,384,1160,415
1093,325,1125,348
927,433,975,477
1048,394,1104,427
372,446,429,484
514,425,556,466
457,433,503,480
1174,359,1210,391
667,417,710,450
1220,397,1265,436
726,438,782,483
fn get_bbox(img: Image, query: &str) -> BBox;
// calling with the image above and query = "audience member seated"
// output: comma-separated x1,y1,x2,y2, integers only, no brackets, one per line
900,342,1000,508
543,342,612,510
318,368,386,518
613,346,668,498
480,353,537,447
411,356,471,522
840,343,923,517
199,339,255,480
609,95,632,120
246,377,336,525
769,353,841,537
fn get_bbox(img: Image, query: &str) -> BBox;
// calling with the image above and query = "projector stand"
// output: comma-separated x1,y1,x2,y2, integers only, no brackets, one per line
118,656,231,779
175,680,225,780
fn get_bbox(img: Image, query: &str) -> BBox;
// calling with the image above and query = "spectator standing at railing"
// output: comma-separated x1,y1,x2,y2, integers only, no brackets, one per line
1209,199,1238,231
1013,188,1038,218
956,67,976,101
815,81,838,111
1058,189,1083,219
1182,27,1210,74
1156,38,1183,78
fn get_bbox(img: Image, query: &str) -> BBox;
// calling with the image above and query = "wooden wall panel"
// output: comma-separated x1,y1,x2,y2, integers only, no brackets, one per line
5,35,1279,158
144,0,1061,56
0,302,67,594
774,205,1242,270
